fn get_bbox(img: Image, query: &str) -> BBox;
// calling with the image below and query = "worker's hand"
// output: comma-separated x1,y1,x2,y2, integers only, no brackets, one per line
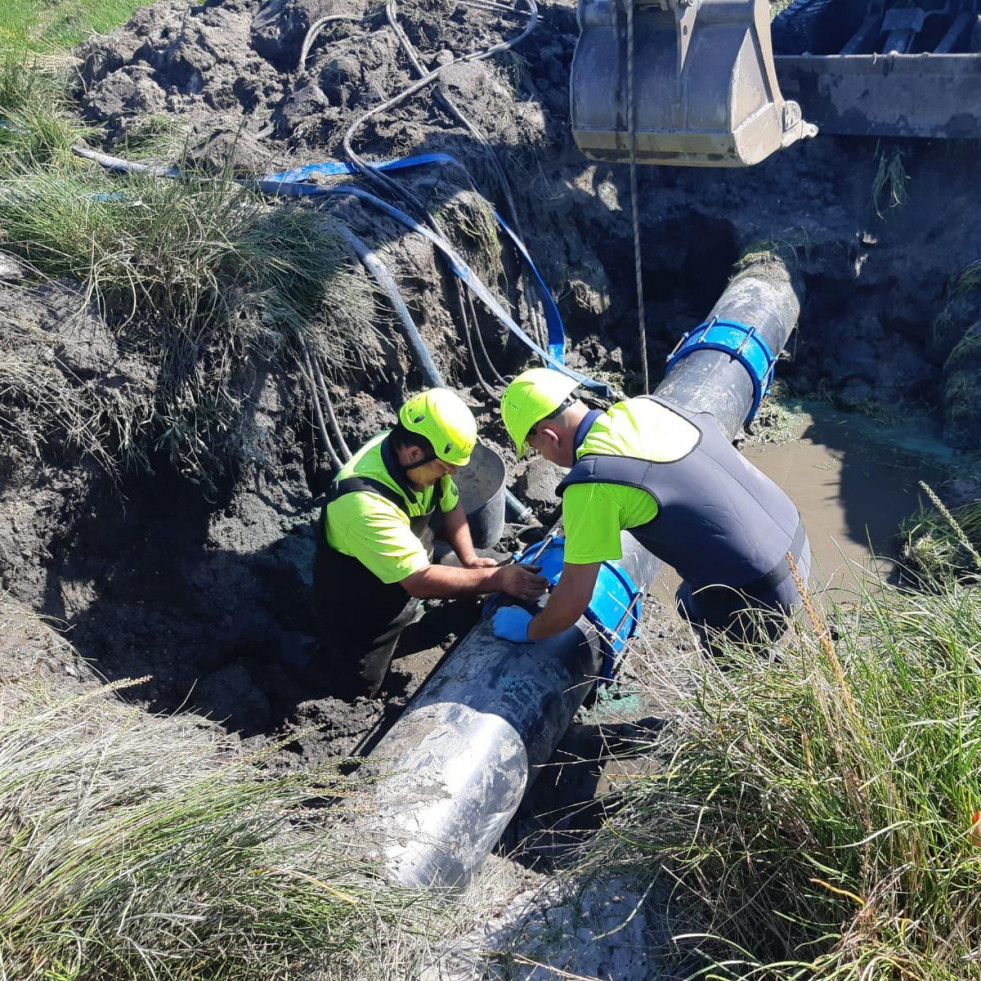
493,606,534,643
496,563,548,600
462,555,498,569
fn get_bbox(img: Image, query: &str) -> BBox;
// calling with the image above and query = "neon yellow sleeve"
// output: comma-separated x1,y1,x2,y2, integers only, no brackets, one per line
561,484,625,564
439,475,460,513
325,492,430,584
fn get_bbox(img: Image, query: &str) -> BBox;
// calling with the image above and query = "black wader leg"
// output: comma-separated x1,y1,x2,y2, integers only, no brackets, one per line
341,596,420,698
314,513,424,700
677,581,779,657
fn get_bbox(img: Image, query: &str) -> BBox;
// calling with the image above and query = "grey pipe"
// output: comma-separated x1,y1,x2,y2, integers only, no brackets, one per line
359,251,803,888
655,254,803,441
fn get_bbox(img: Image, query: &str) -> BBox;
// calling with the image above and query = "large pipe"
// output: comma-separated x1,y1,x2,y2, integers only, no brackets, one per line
359,252,803,888
656,253,802,440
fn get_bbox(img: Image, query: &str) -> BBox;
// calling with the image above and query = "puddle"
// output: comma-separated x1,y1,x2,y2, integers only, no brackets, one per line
745,405,935,602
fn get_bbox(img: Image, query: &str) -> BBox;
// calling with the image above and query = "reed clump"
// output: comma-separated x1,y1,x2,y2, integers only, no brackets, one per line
587,554,981,980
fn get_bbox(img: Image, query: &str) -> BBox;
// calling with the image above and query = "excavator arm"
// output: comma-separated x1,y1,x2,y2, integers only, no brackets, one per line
570,0,817,166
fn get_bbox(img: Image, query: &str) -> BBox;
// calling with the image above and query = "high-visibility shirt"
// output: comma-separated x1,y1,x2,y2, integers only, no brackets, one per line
561,398,699,564
324,431,459,584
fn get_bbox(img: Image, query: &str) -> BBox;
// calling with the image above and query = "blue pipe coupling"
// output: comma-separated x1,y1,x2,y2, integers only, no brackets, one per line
665,317,777,424
503,536,643,681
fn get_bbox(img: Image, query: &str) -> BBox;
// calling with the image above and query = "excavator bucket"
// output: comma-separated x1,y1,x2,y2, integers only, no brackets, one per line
571,0,817,167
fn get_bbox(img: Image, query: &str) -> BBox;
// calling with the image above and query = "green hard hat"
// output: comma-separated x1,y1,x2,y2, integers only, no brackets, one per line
399,389,477,467
500,368,578,458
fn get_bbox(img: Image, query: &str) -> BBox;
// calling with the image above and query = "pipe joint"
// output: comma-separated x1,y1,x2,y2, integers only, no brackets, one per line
665,316,777,424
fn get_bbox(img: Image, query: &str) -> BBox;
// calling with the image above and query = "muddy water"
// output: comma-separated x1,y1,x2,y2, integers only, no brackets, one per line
745,411,931,603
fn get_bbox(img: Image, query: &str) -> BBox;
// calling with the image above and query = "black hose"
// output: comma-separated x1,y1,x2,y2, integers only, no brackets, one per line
297,14,364,73
299,342,343,471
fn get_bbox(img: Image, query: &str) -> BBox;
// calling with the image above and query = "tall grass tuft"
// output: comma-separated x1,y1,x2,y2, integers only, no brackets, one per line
872,146,910,218
0,58,93,173
901,484,981,583
588,570,981,980
0,668,426,980
0,160,379,480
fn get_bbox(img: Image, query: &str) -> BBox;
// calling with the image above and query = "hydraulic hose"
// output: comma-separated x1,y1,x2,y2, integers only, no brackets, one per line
71,144,580,390
325,184,612,395
333,222,445,385
299,341,344,471
341,0,538,214
338,2,540,387
297,14,364,73
384,0,549,357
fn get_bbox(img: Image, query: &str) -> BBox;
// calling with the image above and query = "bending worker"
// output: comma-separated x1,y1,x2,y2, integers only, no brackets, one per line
316,388,547,699
493,368,809,650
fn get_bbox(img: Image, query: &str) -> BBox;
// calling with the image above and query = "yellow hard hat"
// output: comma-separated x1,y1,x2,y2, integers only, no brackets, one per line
399,389,477,467
500,368,579,458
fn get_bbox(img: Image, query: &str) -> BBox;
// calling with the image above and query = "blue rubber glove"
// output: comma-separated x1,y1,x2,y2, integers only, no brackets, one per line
493,606,534,643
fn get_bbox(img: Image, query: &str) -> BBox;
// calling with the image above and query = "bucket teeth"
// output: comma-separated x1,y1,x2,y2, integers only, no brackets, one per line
571,0,816,167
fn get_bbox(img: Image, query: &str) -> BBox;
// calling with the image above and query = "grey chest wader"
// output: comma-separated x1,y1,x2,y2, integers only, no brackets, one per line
557,396,810,645
314,465,439,700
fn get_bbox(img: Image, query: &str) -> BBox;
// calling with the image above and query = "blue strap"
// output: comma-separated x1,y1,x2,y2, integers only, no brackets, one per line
492,210,565,366
261,152,457,186
323,184,611,395
665,317,777,424
584,559,642,681
258,154,570,369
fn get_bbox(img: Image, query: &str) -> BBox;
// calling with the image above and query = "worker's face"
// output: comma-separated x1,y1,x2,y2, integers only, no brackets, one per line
526,422,573,467
408,457,459,490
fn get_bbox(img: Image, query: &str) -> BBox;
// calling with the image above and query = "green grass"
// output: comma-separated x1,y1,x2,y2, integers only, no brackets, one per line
0,56,94,171
872,146,910,218
588,557,981,980
901,483,981,582
0,0,152,53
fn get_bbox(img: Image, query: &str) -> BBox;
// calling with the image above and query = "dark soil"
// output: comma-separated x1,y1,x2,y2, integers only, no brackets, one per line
3,0,981,849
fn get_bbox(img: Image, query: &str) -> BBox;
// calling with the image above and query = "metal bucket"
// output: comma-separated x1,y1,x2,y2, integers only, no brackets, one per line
454,441,506,549
571,0,815,167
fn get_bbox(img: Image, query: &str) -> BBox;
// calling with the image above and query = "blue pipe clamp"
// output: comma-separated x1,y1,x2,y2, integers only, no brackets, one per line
665,317,777,424
487,536,642,682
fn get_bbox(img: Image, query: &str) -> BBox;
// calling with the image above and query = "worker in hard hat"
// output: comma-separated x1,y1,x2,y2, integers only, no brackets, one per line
314,388,548,699
494,368,809,651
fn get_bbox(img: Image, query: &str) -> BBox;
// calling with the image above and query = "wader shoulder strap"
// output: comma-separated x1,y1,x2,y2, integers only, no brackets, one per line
328,475,410,515
557,453,664,499
328,473,442,517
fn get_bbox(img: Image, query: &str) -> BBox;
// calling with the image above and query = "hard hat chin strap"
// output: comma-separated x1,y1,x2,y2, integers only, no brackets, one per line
402,453,439,472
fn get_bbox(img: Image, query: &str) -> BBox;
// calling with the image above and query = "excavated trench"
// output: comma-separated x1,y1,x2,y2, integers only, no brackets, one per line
2,0,981,936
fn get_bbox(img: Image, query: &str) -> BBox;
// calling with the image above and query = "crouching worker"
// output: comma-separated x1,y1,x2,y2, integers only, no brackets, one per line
315,388,548,699
493,369,810,654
